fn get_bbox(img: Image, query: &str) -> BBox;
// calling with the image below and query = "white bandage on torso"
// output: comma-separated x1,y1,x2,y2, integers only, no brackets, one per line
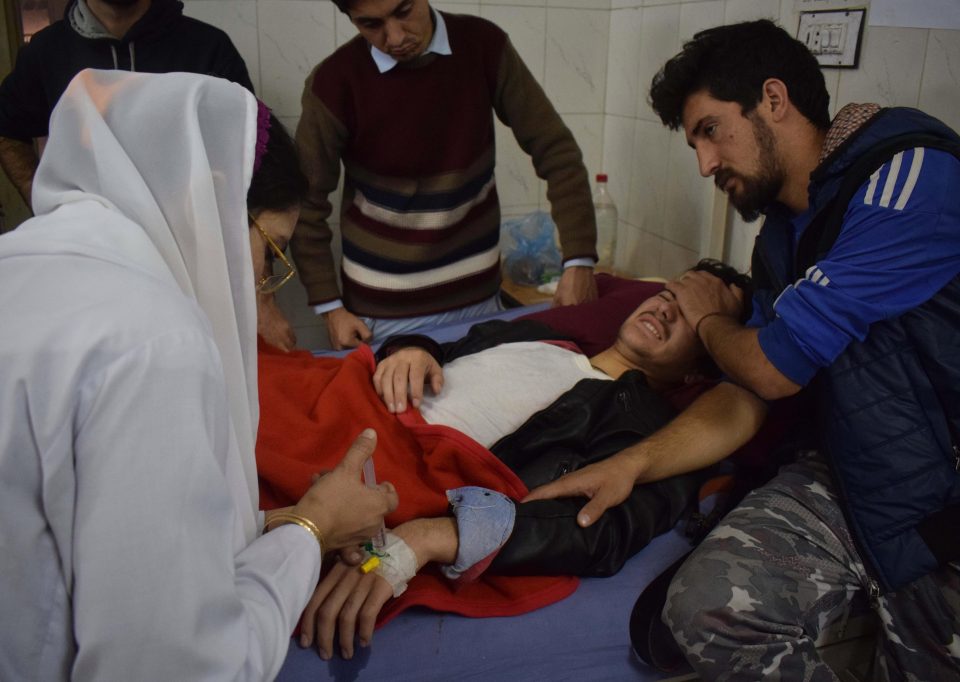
373,531,419,598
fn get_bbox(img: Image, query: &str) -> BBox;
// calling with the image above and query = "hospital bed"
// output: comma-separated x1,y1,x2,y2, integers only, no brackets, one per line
275,274,873,682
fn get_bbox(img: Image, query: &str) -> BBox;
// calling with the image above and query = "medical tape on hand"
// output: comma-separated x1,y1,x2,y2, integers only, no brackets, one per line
372,531,418,598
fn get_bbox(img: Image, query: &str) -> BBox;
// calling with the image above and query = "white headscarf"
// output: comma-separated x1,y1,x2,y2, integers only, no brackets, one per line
31,69,262,540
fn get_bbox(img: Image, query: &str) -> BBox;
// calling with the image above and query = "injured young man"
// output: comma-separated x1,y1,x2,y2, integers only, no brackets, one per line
254,260,752,660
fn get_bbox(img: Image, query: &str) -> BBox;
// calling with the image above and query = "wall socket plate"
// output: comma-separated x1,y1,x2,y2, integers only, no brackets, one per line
797,8,866,68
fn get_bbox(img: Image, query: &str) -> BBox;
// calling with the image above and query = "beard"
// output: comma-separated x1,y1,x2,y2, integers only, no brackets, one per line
100,0,143,7
715,113,784,222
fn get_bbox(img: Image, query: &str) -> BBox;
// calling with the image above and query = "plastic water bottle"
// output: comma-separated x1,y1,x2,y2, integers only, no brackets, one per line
593,173,618,269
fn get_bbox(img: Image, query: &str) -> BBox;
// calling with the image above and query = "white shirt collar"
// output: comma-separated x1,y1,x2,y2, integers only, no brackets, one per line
370,7,451,73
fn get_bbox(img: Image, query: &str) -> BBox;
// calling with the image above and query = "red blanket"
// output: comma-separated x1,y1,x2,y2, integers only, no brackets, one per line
256,343,578,625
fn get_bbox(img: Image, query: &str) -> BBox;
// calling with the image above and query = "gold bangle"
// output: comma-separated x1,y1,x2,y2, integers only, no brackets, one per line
265,511,324,550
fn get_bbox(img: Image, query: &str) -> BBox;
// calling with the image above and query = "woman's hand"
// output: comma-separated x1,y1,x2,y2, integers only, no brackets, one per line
372,347,444,413
291,429,398,551
257,292,297,351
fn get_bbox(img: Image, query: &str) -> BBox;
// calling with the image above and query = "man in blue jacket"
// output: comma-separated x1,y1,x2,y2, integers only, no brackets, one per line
0,0,253,209
527,19,960,680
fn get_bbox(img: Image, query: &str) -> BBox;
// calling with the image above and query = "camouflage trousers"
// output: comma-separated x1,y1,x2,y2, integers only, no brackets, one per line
663,452,960,681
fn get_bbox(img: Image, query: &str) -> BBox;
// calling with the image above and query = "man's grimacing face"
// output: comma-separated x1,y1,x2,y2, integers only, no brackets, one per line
615,287,705,382
348,0,434,62
681,89,785,222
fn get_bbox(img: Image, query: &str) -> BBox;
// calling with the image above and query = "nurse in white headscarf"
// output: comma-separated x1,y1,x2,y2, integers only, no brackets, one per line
0,69,397,681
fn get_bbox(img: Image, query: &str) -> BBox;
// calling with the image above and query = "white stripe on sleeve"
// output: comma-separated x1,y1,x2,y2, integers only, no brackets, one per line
893,147,924,210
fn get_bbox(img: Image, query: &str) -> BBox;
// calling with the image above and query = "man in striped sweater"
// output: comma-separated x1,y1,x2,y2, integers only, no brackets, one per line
293,0,599,349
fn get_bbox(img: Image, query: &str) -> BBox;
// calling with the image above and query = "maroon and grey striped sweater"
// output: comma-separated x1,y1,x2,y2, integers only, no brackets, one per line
292,12,596,318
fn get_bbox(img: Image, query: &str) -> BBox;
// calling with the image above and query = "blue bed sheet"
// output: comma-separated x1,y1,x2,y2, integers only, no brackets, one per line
278,526,692,681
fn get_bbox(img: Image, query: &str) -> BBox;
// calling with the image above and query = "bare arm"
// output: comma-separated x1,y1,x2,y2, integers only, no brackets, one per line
627,382,768,483
696,314,800,400
524,382,768,526
670,270,801,400
0,137,37,208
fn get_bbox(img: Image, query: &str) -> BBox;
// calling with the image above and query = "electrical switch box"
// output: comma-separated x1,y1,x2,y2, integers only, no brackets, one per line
797,9,865,68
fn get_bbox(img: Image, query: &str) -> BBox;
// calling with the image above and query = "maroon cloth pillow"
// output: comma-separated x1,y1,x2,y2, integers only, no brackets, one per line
518,274,665,356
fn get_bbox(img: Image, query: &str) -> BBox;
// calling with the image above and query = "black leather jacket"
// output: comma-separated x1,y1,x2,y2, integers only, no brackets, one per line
378,320,700,577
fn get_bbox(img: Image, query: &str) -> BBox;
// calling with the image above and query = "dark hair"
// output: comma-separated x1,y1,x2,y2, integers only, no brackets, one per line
690,258,753,323
678,260,751,379
649,20,830,132
330,0,352,15
246,113,308,214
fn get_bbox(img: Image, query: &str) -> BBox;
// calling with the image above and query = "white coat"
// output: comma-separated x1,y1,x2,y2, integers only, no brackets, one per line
0,70,320,680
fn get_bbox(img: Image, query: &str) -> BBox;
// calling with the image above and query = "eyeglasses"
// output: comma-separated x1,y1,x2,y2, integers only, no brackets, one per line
249,213,296,294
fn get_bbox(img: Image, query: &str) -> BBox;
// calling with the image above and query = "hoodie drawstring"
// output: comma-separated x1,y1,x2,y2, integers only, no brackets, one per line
108,43,136,71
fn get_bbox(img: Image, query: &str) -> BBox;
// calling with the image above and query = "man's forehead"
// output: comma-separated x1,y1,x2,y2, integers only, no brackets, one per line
681,90,717,134
635,288,672,311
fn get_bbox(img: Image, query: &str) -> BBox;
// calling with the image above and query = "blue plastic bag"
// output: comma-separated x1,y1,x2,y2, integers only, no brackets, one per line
500,211,562,286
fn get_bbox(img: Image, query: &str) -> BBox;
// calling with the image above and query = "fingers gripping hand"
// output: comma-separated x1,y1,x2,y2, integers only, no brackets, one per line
324,308,372,350
293,429,399,550
521,459,635,528
299,560,394,660
668,271,744,328
373,348,443,413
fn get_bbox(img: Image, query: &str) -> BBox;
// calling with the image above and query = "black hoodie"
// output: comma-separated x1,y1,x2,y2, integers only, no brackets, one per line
0,0,254,141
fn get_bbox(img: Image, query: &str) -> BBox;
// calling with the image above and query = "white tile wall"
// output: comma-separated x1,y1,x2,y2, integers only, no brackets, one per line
193,0,960,337
435,1,480,14
920,29,960,133
626,119,669,232
659,237,698,278
182,0,260,92
544,8,610,113
480,5,547,80
600,114,635,210
562,113,605,179
662,131,710,251
495,118,544,213
257,0,338,117
677,0,724,53
723,0,779,24
837,26,929,108
605,7,643,118
634,2,680,124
